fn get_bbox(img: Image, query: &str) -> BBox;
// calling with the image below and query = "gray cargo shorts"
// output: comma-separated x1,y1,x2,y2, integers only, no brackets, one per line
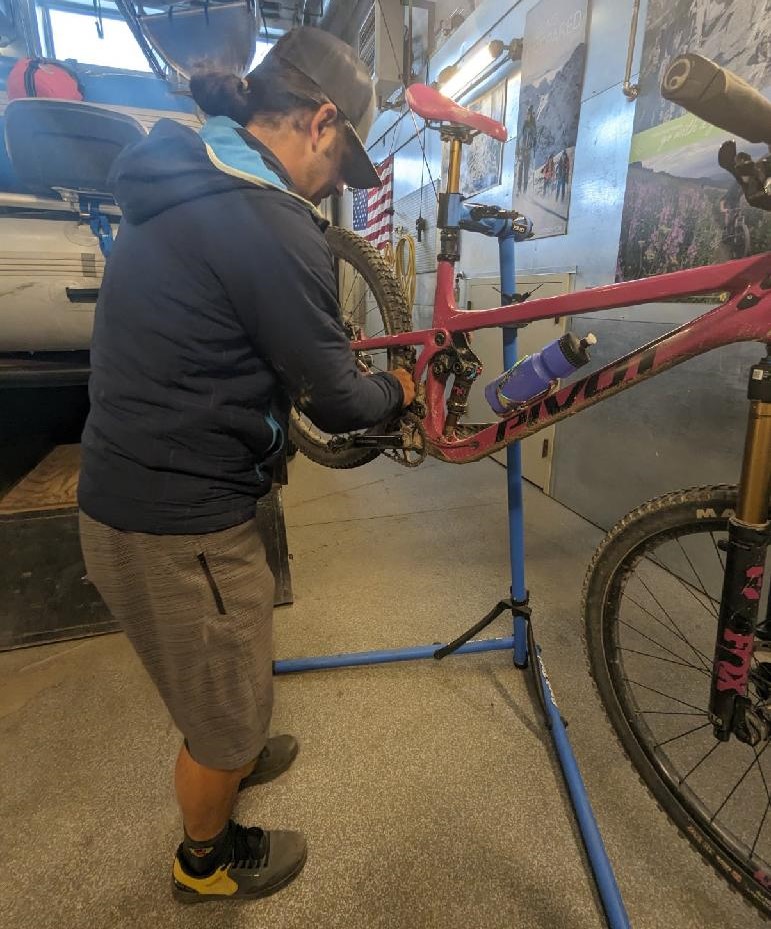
79,511,274,770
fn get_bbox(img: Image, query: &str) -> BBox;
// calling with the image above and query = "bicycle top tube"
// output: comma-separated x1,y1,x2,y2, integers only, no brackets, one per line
430,253,771,333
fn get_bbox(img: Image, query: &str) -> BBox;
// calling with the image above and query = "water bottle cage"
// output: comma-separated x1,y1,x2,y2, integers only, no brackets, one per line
494,374,557,415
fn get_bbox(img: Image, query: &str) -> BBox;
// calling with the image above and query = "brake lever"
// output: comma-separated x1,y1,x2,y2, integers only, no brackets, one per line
718,140,771,211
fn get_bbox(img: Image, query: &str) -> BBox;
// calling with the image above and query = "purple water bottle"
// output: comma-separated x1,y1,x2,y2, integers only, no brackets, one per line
485,332,597,415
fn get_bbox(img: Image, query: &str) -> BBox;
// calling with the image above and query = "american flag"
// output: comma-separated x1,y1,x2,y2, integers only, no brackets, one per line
351,155,393,249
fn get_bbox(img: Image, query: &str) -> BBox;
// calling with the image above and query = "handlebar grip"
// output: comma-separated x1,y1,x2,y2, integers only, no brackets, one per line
661,53,771,145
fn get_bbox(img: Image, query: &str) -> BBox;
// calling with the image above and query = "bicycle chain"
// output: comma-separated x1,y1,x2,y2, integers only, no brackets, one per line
383,412,428,468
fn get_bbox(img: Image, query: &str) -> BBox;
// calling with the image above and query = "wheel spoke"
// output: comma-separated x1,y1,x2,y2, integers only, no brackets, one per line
619,646,709,673
340,267,363,314
655,721,712,748
352,293,368,331
618,620,710,675
646,552,721,617
678,737,723,785
710,742,770,823
632,573,712,672
625,593,712,669
710,531,726,573
674,537,719,619
623,678,707,714
751,747,771,857
752,797,771,859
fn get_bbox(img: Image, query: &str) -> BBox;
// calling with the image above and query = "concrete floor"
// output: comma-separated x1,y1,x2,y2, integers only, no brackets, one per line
0,453,765,929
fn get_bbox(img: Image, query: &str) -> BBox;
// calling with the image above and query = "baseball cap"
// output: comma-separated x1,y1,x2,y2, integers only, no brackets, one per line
262,26,382,190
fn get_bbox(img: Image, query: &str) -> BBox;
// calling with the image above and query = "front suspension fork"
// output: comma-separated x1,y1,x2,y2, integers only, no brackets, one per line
709,351,771,742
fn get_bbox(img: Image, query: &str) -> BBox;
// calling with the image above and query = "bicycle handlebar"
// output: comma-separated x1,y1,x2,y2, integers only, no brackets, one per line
661,53,771,145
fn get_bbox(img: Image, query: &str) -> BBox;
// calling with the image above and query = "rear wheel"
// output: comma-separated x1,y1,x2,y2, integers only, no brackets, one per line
288,226,412,470
583,485,771,917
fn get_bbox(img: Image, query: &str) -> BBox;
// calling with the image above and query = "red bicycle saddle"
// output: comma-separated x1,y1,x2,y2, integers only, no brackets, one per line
405,83,507,142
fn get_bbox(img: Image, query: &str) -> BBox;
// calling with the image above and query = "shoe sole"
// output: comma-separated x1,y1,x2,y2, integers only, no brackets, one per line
239,741,300,789
171,845,308,905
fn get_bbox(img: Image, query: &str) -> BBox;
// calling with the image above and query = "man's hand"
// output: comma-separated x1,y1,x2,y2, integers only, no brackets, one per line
391,368,416,408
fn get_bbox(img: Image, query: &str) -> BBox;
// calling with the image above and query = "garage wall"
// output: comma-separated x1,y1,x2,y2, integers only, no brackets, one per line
362,0,761,529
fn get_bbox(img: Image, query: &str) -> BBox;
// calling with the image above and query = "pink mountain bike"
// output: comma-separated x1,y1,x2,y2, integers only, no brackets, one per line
290,55,771,915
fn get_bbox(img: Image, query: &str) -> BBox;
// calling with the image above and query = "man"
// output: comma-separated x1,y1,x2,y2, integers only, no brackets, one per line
78,27,415,904
556,149,570,202
520,104,537,193
515,136,525,194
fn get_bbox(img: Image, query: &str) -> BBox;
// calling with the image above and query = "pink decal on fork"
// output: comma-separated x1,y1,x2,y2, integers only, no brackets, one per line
742,565,764,601
716,628,755,693
754,869,771,890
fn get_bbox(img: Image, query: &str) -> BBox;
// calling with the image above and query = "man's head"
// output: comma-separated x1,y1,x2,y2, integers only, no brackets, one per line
190,27,380,205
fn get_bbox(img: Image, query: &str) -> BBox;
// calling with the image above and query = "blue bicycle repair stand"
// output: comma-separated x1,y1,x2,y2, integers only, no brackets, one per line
273,213,631,929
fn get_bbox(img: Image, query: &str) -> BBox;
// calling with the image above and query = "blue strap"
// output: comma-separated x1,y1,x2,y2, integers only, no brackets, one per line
86,201,114,258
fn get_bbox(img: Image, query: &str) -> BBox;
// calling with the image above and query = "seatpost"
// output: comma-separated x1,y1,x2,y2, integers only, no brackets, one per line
437,131,466,263
709,348,771,743
446,138,462,192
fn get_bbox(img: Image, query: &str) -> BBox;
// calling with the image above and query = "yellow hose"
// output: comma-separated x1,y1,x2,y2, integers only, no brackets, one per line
394,233,416,311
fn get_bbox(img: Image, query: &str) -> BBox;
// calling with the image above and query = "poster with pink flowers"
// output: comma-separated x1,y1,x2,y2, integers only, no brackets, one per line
616,0,771,282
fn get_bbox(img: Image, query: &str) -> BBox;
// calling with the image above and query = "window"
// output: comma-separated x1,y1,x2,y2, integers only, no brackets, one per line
249,40,273,71
48,9,151,72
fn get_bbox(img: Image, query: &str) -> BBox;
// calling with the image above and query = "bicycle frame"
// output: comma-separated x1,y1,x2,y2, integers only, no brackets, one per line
327,71,771,907
349,122,771,749
351,252,771,464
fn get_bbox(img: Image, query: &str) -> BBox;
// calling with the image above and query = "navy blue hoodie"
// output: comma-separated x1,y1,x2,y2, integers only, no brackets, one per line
78,118,402,534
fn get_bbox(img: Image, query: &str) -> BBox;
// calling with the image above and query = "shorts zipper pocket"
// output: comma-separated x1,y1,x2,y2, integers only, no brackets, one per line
197,552,227,615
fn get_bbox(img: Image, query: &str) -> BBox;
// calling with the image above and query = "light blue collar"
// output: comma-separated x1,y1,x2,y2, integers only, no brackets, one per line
199,116,319,217
199,116,289,190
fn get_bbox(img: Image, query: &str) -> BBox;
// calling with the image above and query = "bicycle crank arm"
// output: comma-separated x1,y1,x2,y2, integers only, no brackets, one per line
329,434,404,450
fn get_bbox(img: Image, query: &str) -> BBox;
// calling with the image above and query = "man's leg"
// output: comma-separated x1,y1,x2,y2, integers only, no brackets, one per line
175,743,255,841
79,512,307,901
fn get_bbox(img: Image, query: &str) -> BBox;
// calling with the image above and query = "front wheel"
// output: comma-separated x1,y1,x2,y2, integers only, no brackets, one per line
288,227,412,470
583,485,771,918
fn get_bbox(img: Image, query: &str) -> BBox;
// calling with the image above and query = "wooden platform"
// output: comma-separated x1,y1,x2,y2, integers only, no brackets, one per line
0,444,80,515
0,443,293,649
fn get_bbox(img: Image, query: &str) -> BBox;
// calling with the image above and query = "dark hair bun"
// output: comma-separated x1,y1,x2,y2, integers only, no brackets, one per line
189,70,251,124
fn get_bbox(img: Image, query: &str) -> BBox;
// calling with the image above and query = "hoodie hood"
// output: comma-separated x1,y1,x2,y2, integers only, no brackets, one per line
108,117,312,225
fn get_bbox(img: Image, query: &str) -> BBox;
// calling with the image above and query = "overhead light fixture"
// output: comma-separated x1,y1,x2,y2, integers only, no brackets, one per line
437,38,523,101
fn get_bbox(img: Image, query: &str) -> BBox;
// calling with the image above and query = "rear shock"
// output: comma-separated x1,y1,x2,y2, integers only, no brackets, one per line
442,340,482,437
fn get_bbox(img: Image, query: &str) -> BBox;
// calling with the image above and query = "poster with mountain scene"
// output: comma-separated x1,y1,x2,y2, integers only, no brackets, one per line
616,0,771,281
441,82,507,197
514,0,589,238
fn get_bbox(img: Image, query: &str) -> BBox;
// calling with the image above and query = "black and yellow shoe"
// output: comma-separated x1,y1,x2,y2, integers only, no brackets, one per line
172,822,307,904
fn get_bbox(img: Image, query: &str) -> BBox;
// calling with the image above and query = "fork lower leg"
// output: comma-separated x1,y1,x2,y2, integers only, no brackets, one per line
709,352,771,741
